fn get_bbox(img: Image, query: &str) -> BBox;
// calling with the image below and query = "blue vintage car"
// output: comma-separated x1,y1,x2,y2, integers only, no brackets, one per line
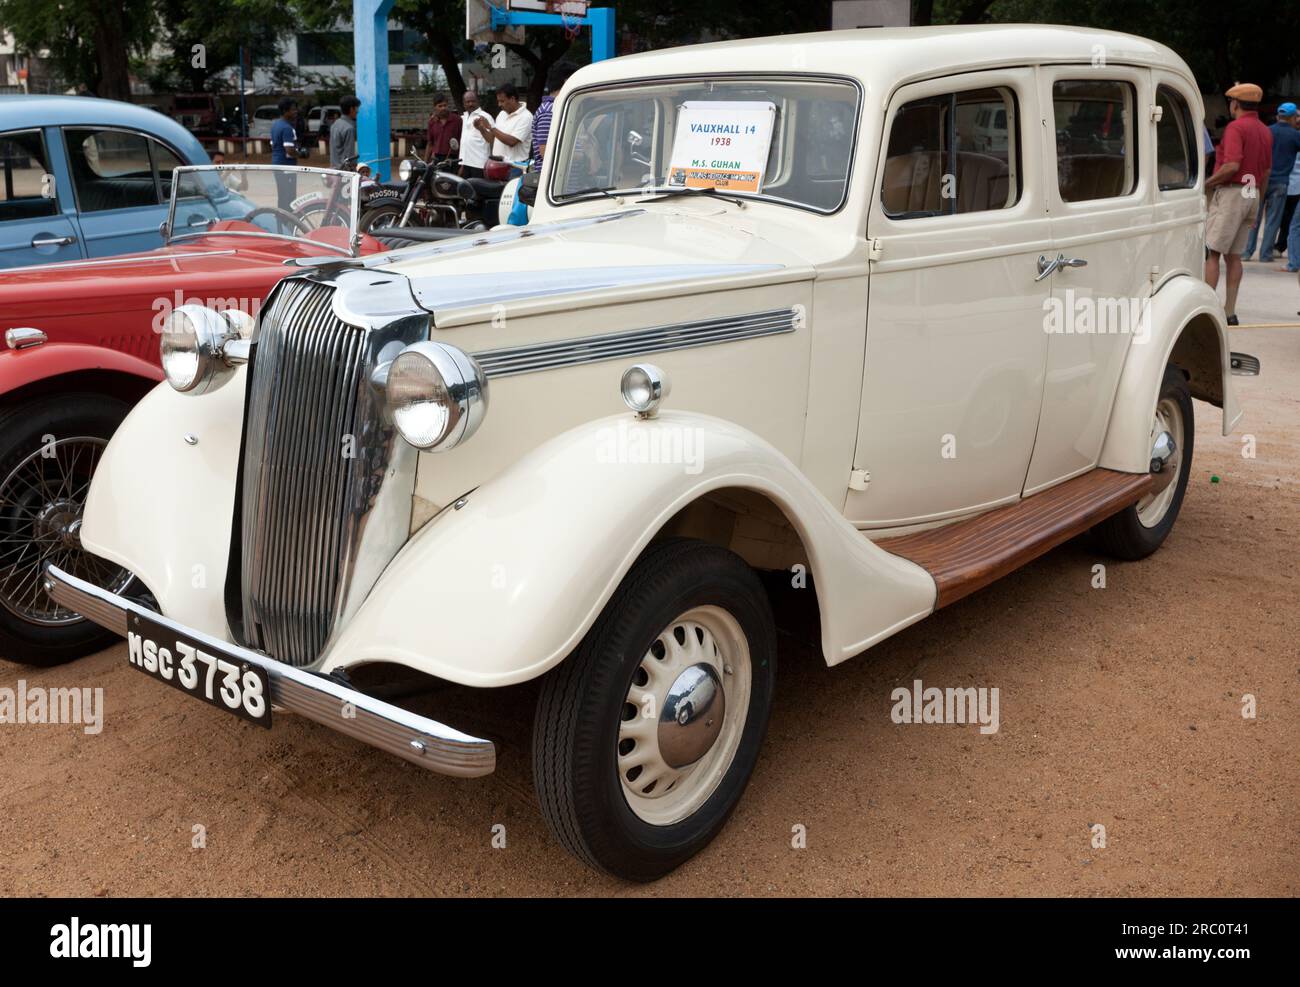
0,95,210,268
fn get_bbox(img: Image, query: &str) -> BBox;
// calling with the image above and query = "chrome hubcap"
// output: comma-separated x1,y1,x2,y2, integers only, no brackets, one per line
618,605,751,826
0,436,132,626
658,663,726,768
1136,399,1184,528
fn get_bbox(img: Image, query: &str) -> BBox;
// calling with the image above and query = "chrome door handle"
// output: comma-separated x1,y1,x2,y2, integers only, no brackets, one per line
1036,253,1087,282
31,234,75,247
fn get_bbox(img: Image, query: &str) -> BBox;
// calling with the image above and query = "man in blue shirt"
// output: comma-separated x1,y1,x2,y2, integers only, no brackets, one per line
270,97,307,215
1243,101,1300,262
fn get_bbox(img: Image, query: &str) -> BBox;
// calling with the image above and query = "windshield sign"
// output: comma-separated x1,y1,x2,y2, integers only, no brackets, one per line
553,77,859,212
166,165,360,256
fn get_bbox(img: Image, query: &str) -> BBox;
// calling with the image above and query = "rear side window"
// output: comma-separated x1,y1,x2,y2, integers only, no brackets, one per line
64,128,161,212
1053,79,1137,202
882,86,1020,219
1155,85,1199,191
0,129,57,222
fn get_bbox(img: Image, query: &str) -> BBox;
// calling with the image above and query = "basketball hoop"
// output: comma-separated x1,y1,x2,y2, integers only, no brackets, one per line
546,0,589,40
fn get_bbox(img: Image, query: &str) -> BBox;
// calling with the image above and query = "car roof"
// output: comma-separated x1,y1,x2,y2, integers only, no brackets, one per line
570,24,1194,91
0,94,211,163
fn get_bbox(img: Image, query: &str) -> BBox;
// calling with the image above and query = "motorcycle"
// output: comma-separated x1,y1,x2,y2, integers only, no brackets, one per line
359,144,518,233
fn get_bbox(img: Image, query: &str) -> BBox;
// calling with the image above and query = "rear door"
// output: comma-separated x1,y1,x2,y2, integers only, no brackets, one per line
848,68,1052,528
0,127,84,268
1022,65,1154,494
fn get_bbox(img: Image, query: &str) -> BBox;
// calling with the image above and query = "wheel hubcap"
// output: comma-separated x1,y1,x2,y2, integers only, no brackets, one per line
618,605,751,826
658,663,725,769
0,436,132,626
1136,398,1184,528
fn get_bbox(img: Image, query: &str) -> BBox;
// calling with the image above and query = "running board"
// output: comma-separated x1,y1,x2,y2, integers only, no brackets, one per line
876,468,1152,609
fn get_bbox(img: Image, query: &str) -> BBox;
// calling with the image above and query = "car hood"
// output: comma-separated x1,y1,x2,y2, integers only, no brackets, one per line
368,207,816,327
0,236,353,322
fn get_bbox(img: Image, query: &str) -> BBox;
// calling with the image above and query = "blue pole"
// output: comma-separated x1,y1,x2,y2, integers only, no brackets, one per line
588,8,615,62
354,0,395,180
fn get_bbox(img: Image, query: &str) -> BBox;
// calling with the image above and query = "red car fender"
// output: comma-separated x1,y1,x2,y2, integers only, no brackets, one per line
0,341,164,399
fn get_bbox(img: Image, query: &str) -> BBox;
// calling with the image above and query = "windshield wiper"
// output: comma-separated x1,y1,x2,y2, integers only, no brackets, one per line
638,185,749,207
563,185,620,201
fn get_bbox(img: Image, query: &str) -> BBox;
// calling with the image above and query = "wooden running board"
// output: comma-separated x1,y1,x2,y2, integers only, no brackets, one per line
876,468,1152,609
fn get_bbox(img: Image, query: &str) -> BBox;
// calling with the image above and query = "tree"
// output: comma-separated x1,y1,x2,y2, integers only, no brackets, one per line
148,0,299,93
0,0,155,98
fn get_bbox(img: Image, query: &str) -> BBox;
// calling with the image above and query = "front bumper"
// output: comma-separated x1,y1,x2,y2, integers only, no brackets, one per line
42,564,496,778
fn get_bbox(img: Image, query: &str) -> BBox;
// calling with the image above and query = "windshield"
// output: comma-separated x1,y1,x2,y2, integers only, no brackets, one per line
166,165,361,256
551,76,860,213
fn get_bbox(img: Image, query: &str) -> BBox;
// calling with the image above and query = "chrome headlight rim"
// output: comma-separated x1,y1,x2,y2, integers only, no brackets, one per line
160,304,246,396
398,158,414,182
384,341,489,452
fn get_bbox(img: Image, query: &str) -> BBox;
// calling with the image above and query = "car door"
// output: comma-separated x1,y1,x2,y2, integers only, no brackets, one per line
1021,65,1156,494
62,127,173,257
847,68,1051,528
0,127,84,268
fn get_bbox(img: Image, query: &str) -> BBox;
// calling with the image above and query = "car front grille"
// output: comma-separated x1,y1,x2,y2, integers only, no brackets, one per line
236,279,376,667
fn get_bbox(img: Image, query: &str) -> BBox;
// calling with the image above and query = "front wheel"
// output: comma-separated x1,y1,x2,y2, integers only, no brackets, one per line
1091,363,1194,560
533,539,776,881
359,202,405,234
0,394,137,665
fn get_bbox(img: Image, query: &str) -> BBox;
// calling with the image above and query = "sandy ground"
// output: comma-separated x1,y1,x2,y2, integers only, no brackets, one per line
2,264,1298,898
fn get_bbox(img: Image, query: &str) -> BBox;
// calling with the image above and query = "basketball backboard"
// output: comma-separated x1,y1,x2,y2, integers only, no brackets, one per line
466,0,526,45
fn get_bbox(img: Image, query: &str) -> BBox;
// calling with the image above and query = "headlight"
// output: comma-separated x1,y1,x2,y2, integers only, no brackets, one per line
620,363,670,418
160,304,243,395
385,341,488,451
399,158,414,181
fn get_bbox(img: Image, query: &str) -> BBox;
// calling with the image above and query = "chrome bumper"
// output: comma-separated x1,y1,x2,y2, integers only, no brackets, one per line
42,564,495,778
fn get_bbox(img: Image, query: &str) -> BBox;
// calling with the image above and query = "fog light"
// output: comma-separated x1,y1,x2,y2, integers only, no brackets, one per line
621,364,669,418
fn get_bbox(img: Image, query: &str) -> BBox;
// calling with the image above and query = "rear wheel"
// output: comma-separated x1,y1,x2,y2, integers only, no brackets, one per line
0,395,135,665
533,539,776,881
1091,363,1194,560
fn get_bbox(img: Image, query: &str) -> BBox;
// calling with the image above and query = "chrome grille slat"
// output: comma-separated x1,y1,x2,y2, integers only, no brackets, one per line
238,280,374,668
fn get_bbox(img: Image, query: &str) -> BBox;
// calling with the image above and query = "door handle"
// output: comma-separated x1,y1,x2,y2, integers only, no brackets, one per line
31,234,75,248
1035,253,1087,282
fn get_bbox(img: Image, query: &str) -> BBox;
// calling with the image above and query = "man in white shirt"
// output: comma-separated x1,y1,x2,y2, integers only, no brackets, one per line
471,83,534,172
458,90,493,179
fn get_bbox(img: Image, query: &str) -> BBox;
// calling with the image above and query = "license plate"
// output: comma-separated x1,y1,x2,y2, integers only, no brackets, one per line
126,612,272,728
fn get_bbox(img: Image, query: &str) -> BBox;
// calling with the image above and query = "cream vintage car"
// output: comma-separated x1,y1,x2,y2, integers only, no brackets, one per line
36,25,1259,880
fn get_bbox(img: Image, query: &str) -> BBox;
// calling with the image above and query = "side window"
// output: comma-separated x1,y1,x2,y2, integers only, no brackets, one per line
0,129,57,222
150,139,186,201
882,86,1020,219
1155,85,1198,191
64,128,159,212
1053,79,1137,202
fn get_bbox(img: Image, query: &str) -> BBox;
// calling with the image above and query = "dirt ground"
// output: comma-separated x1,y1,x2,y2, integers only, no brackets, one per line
3,265,1298,898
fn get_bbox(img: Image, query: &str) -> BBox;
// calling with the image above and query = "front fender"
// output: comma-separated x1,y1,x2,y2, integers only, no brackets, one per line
0,341,162,396
320,411,936,687
1099,274,1241,474
80,371,245,638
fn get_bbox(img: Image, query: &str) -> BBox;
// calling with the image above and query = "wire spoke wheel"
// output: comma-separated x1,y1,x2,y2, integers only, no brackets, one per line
0,436,131,626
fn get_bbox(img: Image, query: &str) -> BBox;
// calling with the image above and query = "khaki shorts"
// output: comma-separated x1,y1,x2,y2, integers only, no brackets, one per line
1205,184,1260,256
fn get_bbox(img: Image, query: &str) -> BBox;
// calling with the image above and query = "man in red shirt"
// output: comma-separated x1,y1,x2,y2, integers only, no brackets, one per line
1205,82,1273,324
425,92,462,166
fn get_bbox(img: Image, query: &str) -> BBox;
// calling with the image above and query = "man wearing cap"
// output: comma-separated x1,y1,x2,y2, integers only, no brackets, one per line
1205,83,1273,325
1243,101,1300,262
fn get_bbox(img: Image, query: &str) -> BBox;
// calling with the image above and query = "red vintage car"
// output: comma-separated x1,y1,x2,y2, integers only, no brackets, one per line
0,164,389,664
